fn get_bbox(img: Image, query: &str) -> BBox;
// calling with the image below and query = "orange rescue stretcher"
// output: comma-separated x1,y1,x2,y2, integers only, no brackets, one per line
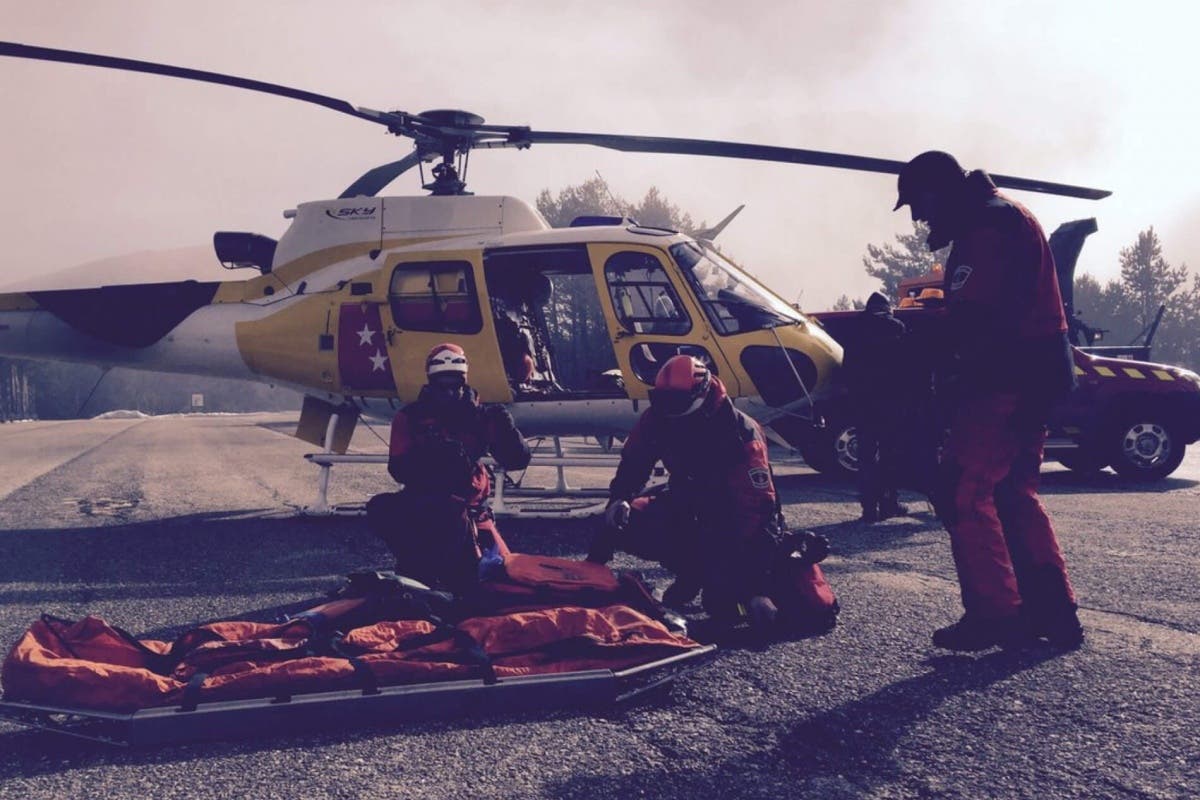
0,557,714,746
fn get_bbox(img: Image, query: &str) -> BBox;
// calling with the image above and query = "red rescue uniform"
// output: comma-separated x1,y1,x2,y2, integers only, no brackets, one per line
938,171,1077,620
606,377,779,607
368,385,530,593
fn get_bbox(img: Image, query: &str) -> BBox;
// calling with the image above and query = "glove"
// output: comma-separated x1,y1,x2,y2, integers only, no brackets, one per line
747,595,779,631
483,404,514,427
604,499,631,530
784,530,830,565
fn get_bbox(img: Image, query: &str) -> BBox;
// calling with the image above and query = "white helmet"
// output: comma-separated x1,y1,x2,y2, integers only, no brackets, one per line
426,343,468,377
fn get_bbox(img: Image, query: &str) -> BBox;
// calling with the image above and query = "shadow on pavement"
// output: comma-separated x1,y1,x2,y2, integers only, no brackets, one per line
0,511,387,604
547,646,1064,798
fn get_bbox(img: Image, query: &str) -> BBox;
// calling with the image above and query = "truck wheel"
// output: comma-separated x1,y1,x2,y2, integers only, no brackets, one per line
796,438,832,473
796,420,857,479
829,422,860,479
1054,449,1107,474
1109,419,1186,481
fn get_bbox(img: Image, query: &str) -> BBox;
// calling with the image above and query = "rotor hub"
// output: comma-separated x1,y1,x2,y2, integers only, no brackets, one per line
417,109,485,127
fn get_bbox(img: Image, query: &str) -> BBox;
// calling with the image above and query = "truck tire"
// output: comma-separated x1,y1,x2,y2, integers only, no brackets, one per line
829,422,860,479
1109,418,1186,481
1054,449,1108,475
796,419,858,479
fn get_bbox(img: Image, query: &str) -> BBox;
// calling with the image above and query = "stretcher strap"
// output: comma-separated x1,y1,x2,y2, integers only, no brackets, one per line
329,636,380,695
178,671,209,713
370,625,496,685
346,656,380,695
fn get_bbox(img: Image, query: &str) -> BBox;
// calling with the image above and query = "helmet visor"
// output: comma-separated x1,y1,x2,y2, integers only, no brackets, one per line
648,387,704,417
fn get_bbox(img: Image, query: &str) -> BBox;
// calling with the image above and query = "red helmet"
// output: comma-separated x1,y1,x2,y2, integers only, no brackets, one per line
649,355,711,416
426,343,468,377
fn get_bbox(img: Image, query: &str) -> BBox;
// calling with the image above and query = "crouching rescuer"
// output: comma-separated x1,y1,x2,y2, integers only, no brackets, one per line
367,343,531,595
587,355,837,634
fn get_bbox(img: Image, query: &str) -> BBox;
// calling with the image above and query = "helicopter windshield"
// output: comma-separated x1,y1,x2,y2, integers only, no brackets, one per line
670,242,805,335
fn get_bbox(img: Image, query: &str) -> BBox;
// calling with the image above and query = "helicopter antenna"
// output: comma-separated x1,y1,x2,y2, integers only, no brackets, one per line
594,171,631,217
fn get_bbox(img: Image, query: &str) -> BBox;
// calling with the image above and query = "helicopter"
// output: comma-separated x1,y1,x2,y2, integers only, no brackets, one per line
0,41,1110,459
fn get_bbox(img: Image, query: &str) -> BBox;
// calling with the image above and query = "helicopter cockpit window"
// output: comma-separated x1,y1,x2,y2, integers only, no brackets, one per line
388,261,482,334
670,242,805,335
603,251,690,336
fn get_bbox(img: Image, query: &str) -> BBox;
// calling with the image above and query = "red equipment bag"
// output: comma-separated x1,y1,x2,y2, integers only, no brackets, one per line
476,554,668,623
501,554,621,593
774,559,839,633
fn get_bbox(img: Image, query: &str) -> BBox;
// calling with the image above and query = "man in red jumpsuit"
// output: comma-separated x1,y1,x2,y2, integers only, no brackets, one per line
366,343,531,595
587,355,814,632
894,151,1083,650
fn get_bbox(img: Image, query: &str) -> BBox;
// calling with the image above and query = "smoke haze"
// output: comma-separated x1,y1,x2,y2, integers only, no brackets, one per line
2,0,1197,307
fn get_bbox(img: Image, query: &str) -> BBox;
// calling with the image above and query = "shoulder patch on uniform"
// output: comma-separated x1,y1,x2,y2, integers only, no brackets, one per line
748,467,770,489
950,264,973,291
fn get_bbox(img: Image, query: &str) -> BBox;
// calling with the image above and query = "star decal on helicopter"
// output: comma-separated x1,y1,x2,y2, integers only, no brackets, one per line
336,303,397,391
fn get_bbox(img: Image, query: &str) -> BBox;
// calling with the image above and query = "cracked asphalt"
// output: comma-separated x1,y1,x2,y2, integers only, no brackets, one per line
0,412,1196,799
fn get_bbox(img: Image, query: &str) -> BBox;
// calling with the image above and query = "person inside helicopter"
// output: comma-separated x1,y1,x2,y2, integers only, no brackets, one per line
490,271,563,397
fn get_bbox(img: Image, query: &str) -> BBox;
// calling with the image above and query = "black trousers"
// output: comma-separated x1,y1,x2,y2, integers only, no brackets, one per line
366,491,479,595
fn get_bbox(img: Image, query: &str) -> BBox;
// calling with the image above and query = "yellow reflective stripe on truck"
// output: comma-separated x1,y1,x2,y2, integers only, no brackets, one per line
1080,364,1177,380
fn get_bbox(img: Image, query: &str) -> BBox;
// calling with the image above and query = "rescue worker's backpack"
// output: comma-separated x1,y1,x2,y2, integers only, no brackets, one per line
761,515,839,633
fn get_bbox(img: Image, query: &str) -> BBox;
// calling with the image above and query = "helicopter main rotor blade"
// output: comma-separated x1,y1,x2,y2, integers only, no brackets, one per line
340,150,428,198
516,131,1111,201
0,41,389,127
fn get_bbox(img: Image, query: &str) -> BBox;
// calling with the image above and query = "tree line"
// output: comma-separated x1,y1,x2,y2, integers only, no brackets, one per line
858,222,1200,371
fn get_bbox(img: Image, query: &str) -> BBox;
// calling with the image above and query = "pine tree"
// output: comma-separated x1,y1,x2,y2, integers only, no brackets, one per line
1118,227,1188,331
861,221,949,301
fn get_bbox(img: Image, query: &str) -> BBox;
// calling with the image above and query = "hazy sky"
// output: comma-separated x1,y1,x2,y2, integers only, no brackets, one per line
2,0,1198,309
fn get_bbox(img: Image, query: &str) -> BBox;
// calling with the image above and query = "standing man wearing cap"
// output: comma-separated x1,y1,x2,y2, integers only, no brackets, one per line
366,343,531,594
587,355,830,633
893,151,1082,650
842,291,912,523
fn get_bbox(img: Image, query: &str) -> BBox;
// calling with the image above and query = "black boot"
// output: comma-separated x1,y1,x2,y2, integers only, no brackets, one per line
662,576,702,609
932,613,1034,652
1019,567,1084,649
877,487,909,520
1029,607,1084,649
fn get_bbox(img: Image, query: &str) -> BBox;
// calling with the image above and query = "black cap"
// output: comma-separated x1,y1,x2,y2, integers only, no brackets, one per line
893,150,966,211
864,291,891,313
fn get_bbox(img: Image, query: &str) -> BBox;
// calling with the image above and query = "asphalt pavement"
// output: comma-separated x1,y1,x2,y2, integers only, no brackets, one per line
0,412,1196,799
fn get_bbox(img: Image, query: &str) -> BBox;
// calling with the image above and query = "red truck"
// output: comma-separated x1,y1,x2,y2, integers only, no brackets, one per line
801,219,1200,482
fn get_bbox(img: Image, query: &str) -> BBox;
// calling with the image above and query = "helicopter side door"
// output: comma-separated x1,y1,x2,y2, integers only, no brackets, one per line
482,244,632,400
587,243,741,398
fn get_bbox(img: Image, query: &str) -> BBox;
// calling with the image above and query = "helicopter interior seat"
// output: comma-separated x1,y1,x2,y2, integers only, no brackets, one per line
515,272,566,396
489,274,563,398
493,304,537,389
392,297,440,328
439,275,475,328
